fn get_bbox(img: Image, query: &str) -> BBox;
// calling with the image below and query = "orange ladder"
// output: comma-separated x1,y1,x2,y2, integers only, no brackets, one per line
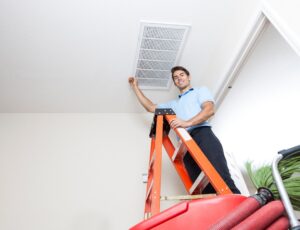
144,108,232,219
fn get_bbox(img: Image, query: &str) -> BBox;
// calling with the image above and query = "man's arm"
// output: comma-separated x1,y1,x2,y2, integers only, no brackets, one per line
128,77,156,113
170,101,215,129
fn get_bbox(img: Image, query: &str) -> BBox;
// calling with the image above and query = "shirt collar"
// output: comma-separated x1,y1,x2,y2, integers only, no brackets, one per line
178,88,194,98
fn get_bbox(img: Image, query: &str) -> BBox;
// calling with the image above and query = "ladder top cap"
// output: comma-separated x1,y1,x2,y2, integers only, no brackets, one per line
155,108,176,115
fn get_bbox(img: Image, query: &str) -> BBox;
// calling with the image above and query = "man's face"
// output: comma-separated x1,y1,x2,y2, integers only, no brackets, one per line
172,70,191,90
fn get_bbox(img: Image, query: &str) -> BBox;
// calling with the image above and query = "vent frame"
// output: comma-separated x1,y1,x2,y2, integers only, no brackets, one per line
133,21,191,90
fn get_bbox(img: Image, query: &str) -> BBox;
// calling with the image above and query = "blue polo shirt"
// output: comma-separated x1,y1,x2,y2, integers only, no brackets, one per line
157,87,215,131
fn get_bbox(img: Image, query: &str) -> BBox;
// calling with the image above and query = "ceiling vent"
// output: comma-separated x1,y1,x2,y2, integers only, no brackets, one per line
133,22,190,90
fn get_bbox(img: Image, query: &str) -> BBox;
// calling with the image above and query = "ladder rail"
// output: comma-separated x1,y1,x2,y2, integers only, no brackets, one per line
144,138,155,215
144,115,164,217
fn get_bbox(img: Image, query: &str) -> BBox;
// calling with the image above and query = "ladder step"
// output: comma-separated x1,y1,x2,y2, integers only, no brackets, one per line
160,194,216,201
144,212,152,220
149,151,156,168
145,179,154,200
189,172,209,194
172,141,187,161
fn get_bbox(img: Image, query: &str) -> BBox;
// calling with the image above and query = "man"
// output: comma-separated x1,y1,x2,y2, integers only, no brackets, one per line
128,66,240,194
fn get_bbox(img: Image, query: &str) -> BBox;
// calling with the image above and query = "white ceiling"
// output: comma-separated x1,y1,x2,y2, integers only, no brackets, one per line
0,0,260,113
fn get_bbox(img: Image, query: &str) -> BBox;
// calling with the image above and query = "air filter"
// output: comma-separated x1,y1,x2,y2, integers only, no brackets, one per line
133,22,190,90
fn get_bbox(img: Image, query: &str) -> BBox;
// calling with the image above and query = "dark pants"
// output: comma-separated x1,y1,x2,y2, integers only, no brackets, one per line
183,126,240,194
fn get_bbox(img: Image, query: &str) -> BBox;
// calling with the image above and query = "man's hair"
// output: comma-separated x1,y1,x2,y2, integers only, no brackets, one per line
171,66,190,79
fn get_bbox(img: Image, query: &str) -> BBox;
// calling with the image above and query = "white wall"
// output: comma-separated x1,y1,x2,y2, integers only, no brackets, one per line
211,23,300,185
0,113,183,230
200,0,262,89
1,113,249,230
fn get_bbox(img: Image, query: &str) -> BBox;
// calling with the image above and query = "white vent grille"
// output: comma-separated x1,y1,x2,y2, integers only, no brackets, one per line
133,22,190,90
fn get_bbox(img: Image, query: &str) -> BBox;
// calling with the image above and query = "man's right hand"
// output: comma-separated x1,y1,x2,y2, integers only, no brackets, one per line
128,76,156,113
128,77,138,88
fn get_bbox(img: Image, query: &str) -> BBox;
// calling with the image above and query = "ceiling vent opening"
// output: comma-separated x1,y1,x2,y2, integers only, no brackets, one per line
133,22,190,90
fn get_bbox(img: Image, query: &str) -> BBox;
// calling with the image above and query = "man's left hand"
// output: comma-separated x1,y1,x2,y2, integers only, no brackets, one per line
170,118,191,129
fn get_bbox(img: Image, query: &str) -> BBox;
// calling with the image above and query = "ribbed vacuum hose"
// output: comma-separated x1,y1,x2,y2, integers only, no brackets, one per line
232,200,285,230
266,215,290,230
209,188,273,230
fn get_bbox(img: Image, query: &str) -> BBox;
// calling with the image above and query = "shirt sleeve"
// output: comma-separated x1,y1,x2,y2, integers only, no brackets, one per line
197,87,215,105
